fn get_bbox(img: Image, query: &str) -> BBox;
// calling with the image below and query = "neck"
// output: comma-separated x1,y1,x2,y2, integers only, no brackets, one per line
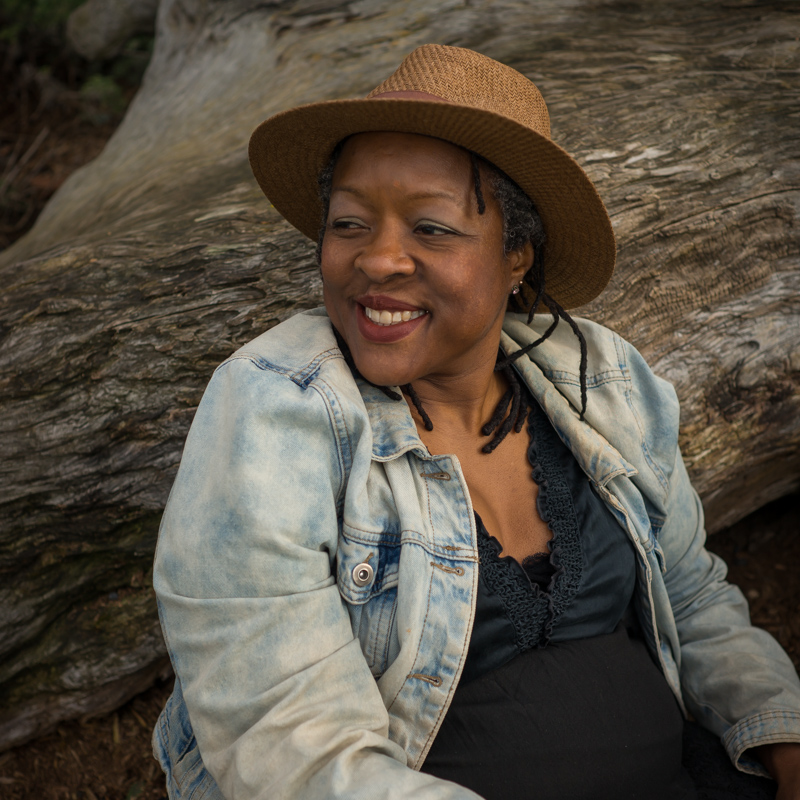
406,352,508,438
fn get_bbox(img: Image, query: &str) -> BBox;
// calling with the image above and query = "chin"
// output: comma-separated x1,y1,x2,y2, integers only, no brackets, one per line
349,349,423,390
357,363,413,390
333,320,425,389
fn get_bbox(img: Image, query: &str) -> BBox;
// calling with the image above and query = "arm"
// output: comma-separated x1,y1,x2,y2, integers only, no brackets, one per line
153,356,480,800
658,451,800,778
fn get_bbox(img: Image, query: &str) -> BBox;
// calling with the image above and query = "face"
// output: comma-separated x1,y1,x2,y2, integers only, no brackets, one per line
320,132,532,390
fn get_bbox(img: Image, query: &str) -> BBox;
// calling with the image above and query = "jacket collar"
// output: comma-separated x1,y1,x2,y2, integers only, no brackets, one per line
500,331,637,487
358,380,430,462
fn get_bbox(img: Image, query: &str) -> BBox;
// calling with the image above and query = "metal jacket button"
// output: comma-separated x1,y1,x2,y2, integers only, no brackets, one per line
352,562,374,587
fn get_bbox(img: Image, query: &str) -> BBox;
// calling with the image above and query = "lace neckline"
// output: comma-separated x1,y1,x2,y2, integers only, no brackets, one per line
476,397,584,649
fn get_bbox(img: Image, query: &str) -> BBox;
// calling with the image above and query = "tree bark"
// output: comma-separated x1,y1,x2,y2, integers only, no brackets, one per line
1,0,798,751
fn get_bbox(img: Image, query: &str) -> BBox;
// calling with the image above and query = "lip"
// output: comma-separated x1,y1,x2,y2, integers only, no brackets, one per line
356,294,425,313
356,302,428,344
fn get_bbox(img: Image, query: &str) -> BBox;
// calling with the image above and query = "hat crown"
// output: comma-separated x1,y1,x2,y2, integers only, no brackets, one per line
367,44,551,140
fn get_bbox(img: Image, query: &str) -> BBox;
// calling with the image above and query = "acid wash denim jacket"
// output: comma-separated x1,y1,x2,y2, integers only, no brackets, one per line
153,307,800,800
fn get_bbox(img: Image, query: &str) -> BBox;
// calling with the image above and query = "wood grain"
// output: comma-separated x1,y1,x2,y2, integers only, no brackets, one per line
0,0,797,750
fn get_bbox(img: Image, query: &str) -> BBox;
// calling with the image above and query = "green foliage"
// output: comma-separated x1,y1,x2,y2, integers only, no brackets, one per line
0,0,85,42
110,34,155,87
80,73,127,124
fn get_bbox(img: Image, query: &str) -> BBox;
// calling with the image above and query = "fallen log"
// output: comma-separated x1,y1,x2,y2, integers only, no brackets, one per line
1,0,798,751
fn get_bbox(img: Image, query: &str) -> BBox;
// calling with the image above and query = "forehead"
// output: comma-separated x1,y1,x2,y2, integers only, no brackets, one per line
334,132,472,184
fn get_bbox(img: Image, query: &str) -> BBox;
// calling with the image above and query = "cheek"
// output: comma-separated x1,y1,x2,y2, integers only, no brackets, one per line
319,240,347,290
319,248,345,322
452,247,512,307
321,285,347,340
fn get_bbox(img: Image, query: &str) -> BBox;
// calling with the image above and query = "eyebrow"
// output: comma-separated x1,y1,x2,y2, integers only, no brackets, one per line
332,185,461,204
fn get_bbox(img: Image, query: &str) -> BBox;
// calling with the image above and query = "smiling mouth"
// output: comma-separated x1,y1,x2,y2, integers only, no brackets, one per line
363,306,428,326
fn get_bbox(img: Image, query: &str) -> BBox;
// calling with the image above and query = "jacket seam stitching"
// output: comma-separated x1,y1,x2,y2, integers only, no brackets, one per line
381,598,398,673
314,378,352,507
543,369,626,387
387,569,436,714
415,563,476,770
343,524,402,540
216,353,292,377
219,348,343,383
423,468,435,549
723,709,800,769
342,526,479,560
294,348,342,384
370,590,390,671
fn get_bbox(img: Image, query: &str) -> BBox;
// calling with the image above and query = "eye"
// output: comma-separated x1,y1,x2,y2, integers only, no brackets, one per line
330,217,366,232
415,220,458,236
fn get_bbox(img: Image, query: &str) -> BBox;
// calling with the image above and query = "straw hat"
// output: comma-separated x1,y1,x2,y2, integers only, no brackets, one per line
249,44,615,310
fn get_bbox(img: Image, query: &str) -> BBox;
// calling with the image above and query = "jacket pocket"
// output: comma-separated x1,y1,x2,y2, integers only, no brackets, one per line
336,527,401,678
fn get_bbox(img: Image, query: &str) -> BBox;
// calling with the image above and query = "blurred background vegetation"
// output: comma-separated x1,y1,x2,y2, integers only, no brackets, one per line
0,0,153,249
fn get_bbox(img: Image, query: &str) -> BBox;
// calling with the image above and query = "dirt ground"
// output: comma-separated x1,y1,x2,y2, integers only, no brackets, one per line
1,28,798,800
0,94,119,249
0,679,173,800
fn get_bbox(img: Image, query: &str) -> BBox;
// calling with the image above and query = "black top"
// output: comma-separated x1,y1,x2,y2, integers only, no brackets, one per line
420,398,696,799
460,397,639,683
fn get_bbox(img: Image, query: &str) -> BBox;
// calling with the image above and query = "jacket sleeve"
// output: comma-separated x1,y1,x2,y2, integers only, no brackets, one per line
658,448,800,775
153,355,480,799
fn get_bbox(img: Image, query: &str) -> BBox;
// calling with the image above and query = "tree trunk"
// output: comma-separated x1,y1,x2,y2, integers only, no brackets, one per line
1,0,798,751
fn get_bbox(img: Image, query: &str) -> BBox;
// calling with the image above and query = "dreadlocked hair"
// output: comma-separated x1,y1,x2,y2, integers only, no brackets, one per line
482,157,589,423
480,352,531,453
315,140,589,454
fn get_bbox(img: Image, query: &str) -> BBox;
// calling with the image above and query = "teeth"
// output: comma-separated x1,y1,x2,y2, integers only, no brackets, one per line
365,306,426,326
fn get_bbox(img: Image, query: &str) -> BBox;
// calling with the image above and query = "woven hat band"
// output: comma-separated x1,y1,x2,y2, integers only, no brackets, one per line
371,90,453,103
367,44,551,139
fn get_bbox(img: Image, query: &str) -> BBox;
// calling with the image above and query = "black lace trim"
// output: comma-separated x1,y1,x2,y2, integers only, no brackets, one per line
476,515,551,652
528,397,583,641
476,399,584,650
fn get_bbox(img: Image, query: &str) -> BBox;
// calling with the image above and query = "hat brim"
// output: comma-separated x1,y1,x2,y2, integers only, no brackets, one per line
248,97,615,310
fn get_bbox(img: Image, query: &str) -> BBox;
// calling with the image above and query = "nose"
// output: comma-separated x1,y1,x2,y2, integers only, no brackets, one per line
354,222,415,282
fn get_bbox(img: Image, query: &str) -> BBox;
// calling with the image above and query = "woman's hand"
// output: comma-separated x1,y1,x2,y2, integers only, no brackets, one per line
755,742,800,800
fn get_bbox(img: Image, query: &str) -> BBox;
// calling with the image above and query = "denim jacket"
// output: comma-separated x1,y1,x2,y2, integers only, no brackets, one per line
153,308,800,800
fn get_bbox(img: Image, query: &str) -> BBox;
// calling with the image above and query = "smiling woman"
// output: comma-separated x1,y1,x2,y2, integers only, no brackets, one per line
321,132,526,390
151,45,800,800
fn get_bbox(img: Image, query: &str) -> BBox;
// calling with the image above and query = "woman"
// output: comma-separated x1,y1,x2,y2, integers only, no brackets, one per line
152,45,800,799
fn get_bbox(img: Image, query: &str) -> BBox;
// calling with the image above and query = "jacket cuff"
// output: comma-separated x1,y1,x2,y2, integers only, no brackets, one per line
723,710,800,777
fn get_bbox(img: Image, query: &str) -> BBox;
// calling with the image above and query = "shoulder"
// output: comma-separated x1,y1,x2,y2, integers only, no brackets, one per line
184,309,371,491
221,307,343,386
503,312,668,394
157,311,359,598
207,308,366,418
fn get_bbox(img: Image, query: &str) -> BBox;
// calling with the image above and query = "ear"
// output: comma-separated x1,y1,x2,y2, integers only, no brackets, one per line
506,241,534,290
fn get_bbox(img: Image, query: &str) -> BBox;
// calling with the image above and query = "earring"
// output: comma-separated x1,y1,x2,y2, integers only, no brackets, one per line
511,283,521,295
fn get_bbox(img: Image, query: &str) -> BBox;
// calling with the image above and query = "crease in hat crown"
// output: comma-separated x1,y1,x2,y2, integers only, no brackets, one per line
367,44,551,139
